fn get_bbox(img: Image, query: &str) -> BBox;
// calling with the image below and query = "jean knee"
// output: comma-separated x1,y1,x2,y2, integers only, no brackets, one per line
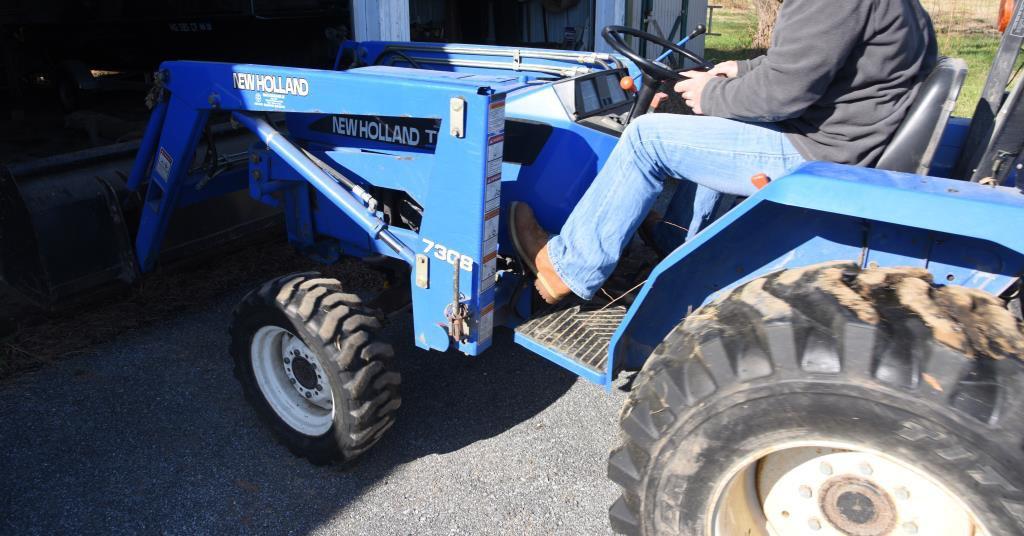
622,113,661,142
619,114,667,167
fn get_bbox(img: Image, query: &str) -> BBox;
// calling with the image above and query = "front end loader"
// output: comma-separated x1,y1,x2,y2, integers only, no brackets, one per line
110,7,1024,534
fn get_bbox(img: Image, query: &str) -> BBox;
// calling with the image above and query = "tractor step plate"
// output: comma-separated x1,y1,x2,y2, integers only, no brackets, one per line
514,302,627,374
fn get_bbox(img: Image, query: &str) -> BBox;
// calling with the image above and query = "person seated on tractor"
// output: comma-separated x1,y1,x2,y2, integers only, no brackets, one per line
510,0,938,304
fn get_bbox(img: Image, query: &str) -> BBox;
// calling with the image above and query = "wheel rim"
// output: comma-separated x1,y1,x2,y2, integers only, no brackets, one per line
708,442,990,536
250,325,335,436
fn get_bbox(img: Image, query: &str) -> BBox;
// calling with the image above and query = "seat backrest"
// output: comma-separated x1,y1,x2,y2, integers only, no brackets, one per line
876,57,968,175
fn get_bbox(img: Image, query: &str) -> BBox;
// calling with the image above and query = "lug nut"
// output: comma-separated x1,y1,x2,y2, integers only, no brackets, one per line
283,357,291,364
799,485,813,499
305,392,312,399
895,487,910,500
316,384,323,391
859,462,873,476
808,518,822,531
820,462,833,476
289,378,296,384
902,522,918,534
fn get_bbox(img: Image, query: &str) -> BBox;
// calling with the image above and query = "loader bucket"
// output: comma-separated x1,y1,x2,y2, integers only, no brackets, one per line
0,130,281,310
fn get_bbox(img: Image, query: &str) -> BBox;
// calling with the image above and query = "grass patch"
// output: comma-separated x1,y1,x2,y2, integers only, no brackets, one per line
703,8,1020,117
704,10,761,64
940,31,1022,117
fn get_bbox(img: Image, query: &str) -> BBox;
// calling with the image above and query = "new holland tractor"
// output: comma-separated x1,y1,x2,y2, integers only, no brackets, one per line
122,6,1024,535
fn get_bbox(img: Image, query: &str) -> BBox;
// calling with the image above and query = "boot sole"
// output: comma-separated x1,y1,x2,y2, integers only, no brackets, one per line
509,202,539,275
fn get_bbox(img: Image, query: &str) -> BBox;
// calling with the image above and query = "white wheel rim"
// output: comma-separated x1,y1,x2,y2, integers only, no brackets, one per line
708,442,990,536
250,325,335,436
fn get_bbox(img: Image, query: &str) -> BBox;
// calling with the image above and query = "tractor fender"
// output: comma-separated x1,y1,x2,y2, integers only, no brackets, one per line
606,162,1024,383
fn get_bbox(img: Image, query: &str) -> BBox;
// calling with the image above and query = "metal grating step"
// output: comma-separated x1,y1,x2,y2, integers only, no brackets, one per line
514,302,628,374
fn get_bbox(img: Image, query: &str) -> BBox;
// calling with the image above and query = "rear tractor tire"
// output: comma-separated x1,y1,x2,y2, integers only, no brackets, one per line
609,262,1024,535
229,273,401,465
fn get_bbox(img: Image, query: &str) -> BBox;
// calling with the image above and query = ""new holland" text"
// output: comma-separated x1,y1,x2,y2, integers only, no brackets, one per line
232,72,310,96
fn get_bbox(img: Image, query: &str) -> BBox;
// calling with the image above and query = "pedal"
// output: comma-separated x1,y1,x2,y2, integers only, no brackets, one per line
514,301,628,374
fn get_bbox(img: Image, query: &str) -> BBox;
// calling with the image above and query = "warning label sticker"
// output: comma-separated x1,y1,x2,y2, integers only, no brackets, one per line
485,180,501,213
477,95,506,318
486,135,504,177
480,251,498,292
478,302,494,343
155,147,173,181
488,99,506,137
483,208,500,243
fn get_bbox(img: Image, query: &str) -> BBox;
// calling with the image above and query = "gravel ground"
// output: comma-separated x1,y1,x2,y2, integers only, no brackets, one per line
0,289,628,535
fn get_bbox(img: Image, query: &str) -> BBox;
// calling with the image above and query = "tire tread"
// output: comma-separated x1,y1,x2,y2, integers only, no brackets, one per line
608,263,1024,534
229,272,400,465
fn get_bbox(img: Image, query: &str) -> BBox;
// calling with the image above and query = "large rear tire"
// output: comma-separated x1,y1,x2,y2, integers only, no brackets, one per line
608,263,1024,535
230,273,401,465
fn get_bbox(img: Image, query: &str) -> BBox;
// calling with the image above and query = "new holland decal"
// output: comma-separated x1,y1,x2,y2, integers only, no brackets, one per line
309,115,442,150
232,72,310,96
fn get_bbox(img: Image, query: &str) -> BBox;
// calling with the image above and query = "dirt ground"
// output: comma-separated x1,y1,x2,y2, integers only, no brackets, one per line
0,237,385,380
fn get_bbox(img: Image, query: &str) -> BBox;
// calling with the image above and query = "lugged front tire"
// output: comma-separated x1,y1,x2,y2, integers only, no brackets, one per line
608,262,1024,535
230,273,401,465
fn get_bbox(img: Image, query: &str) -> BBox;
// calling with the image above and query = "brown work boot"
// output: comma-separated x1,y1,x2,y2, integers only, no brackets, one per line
509,202,572,304
509,202,549,274
534,244,572,304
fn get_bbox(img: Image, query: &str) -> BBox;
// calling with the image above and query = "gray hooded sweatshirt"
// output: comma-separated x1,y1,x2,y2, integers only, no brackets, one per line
700,0,938,166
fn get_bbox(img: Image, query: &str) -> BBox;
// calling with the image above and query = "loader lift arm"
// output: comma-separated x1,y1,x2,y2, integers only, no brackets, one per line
128,60,523,357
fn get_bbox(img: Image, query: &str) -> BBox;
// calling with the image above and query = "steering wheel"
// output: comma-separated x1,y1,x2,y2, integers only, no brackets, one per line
602,25,715,120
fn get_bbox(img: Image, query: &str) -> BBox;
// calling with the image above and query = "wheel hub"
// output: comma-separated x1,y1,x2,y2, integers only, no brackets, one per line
819,477,895,535
281,337,330,408
290,355,319,390
756,449,981,536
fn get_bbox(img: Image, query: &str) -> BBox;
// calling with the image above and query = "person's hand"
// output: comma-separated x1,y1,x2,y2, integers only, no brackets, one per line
708,60,739,79
651,92,669,110
674,70,717,115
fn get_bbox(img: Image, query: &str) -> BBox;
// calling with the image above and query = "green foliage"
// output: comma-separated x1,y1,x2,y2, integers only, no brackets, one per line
704,11,761,64
939,31,1023,117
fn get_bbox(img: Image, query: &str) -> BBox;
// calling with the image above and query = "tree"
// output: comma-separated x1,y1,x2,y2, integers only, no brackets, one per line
752,0,783,50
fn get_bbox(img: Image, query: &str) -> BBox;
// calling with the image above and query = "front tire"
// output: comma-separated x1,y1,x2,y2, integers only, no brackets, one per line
230,273,401,465
609,263,1024,535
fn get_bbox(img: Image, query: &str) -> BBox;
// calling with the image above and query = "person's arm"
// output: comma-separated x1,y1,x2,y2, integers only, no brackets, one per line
700,0,869,122
736,55,765,77
708,56,762,79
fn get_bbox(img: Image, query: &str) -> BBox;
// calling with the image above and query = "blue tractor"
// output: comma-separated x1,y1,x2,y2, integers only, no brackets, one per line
127,12,1024,536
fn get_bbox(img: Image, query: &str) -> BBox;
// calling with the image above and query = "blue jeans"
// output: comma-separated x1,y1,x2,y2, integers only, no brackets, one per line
547,113,806,300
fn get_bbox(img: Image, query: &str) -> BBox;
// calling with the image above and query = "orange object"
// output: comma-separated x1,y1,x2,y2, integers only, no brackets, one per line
751,173,772,189
620,76,637,93
1000,0,1014,33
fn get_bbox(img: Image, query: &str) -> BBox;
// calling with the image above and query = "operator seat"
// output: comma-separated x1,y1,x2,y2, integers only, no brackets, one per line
875,57,968,175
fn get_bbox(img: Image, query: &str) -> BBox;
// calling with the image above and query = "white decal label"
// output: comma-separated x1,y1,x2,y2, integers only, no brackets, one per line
422,239,474,272
155,147,173,180
232,72,310,97
478,302,494,342
486,135,504,178
487,99,506,137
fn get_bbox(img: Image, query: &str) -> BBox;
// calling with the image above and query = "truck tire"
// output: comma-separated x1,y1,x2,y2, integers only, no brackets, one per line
608,262,1024,536
229,273,400,465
